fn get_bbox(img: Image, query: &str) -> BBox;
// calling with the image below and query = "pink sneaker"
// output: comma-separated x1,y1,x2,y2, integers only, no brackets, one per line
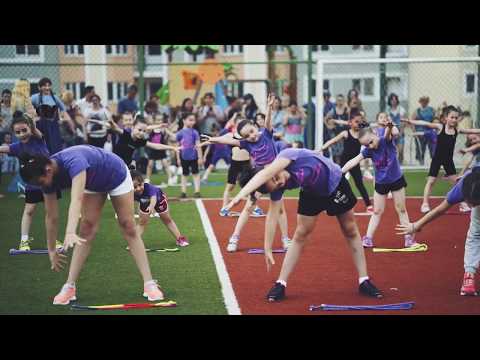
460,272,478,296
362,236,374,248
53,283,77,305
143,280,165,301
404,234,418,248
176,236,189,247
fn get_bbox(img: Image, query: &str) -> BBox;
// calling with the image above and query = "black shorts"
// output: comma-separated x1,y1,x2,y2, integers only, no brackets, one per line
298,176,357,217
227,160,251,185
181,159,199,176
374,176,407,195
25,189,62,204
147,149,167,160
428,157,456,177
139,194,169,214
88,136,107,148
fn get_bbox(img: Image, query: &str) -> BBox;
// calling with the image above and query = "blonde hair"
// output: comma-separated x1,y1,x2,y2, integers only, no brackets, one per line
11,79,33,113
61,90,74,105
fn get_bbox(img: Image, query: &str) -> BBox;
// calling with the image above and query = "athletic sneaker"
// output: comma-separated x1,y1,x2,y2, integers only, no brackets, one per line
266,282,286,302
194,192,201,199
251,206,266,217
460,273,478,296
404,235,418,248
55,240,64,250
53,283,77,305
143,280,165,301
19,239,31,251
226,235,240,252
459,202,471,213
176,236,190,247
421,203,431,213
362,235,374,248
281,236,292,250
180,193,187,199
219,208,230,217
359,279,383,298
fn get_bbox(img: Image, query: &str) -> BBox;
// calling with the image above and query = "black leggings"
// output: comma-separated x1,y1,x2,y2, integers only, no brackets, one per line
346,164,371,207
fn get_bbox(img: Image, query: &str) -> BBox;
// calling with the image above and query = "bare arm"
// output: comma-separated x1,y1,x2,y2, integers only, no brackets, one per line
65,172,86,238
460,143,480,154
107,119,123,134
396,200,453,235
146,141,177,151
321,131,347,151
200,133,241,147
459,128,480,135
265,94,275,132
342,153,365,174
148,195,157,214
403,118,441,130
44,192,67,272
202,145,211,162
333,119,349,126
225,157,292,209
196,140,203,165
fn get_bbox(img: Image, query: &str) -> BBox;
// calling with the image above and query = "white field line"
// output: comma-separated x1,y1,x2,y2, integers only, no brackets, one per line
195,199,241,315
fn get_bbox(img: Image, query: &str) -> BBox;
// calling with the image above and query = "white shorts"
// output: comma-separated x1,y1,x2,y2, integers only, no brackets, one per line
84,165,133,197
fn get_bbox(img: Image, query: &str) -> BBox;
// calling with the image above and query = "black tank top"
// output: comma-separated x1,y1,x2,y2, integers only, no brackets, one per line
434,124,457,159
341,129,361,162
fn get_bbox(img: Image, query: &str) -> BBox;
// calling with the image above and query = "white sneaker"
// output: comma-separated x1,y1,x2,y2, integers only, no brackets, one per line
345,172,351,181
387,192,393,199
281,236,291,250
420,203,431,213
227,236,239,252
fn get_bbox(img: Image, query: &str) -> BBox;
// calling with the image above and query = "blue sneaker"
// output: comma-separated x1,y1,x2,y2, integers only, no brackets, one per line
251,206,266,217
219,208,230,217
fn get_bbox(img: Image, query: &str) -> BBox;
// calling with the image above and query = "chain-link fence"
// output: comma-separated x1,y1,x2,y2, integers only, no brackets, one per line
1,45,479,170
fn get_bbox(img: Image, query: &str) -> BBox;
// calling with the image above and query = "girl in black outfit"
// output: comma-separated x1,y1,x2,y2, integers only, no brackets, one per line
321,110,372,211
405,105,480,213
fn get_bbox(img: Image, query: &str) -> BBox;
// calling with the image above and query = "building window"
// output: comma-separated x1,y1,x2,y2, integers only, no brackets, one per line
185,48,208,63
64,82,86,100
106,45,128,56
15,45,40,56
312,45,330,52
465,73,477,96
273,45,288,53
223,45,244,55
107,81,129,101
386,76,407,99
64,45,84,56
352,77,375,97
352,45,375,52
147,45,162,56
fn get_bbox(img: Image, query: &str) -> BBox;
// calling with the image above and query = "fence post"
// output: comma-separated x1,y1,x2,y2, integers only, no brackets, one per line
379,45,387,112
137,45,145,115
307,45,314,149
315,60,324,150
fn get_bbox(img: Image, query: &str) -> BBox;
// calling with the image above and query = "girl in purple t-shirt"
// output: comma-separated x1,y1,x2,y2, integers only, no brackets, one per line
223,147,382,302
131,170,189,247
200,94,291,252
342,120,415,249
0,113,62,252
18,145,164,306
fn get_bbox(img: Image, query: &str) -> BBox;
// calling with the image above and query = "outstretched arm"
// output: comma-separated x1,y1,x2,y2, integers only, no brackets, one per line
396,200,453,235
460,128,480,135
225,157,292,209
146,141,177,151
199,133,241,148
321,131,347,152
265,93,275,132
342,153,365,174
402,118,441,130
108,119,123,134
460,143,480,155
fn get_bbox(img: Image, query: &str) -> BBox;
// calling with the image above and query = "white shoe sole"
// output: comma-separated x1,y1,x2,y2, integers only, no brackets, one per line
53,296,77,305
143,293,165,301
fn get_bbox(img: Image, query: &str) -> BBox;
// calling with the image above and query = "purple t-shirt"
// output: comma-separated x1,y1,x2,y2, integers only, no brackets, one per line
42,145,127,194
176,128,199,161
275,140,290,153
446,169,478,205
239,129,277,167
134,182,165,204
361,137,402,184
9,136,50,191
277,148,342,197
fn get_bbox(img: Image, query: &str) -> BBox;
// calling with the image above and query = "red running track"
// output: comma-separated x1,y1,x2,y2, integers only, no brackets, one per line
203,198,480,315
